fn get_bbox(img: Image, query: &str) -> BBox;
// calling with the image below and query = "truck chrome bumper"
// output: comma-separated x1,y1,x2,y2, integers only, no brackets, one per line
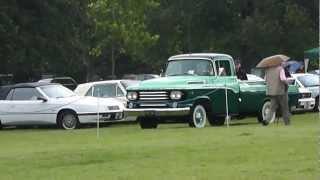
124,107,190,117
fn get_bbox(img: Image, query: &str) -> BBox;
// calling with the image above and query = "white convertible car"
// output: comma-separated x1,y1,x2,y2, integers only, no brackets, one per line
0,82,124,129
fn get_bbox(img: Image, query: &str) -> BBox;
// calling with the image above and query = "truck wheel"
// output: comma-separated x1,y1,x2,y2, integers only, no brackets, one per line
57,111,80,130
313,96,319,112
258,101,275,123
189,104,207,128
208,116,225,126
138,117,158,129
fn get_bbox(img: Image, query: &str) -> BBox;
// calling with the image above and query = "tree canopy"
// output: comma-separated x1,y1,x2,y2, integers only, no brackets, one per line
0,0,318,83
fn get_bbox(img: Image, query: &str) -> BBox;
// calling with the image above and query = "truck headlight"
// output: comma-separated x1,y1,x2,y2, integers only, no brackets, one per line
127,92,138,100
170,91,183,100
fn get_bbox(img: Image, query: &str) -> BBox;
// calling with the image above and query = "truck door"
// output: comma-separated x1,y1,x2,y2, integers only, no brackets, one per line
210,59,240,115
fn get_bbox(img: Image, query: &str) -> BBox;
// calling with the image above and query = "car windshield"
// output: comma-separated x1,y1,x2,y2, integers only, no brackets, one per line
120,80,140,89
93,84,117,97
297,74,320,87
165,59,214,76
40,85,75,98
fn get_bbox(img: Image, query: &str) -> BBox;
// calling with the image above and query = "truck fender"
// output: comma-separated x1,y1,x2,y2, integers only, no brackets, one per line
192,96,213,115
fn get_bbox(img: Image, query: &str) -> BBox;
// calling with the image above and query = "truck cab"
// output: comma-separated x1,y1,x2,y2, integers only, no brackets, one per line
125,53,299,129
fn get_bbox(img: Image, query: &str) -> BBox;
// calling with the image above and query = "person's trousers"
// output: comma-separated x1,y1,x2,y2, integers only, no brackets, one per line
266,95,290,125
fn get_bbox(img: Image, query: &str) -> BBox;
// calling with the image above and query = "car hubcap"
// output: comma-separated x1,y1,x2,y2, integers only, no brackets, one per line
62,114,76,129
193,105,206,128
263,102,275,123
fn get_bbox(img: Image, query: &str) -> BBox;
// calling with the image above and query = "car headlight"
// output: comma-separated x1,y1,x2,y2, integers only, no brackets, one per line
170,91,183,100
127,92,138,100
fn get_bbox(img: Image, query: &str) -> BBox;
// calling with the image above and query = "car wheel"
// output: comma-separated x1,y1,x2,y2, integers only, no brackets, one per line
258,101,275,123
189,104,207,128
138,117,158,129
58,111,80,130
313,96,319,112
208,115,225,126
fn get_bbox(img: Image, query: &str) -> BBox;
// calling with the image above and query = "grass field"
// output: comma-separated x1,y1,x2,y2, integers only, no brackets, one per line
0,113,318,180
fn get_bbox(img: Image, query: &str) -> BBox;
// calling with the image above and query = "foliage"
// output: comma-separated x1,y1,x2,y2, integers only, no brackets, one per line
88,0,159,77
147,0,318,70
0,0,318,82
0,0,91,82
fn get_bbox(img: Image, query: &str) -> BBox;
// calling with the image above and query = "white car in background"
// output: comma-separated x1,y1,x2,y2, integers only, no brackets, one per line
246,74,264,82
291,73,319,111
74,80,140,121
0,82,124,129
246,74,315,112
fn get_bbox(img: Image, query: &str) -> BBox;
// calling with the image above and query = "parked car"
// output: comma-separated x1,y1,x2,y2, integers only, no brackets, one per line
39,76,78,90
122,74,160,81
286,78,315,111
0,82,124,129
291,73,320,111
125,53,300,129
74,80,140,121
246,74,314,112
309,69,319,75
246,74,264,81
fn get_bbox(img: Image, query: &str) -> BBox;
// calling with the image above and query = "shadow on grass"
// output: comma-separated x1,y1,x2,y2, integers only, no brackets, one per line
0,121,138,131
229,121,258,126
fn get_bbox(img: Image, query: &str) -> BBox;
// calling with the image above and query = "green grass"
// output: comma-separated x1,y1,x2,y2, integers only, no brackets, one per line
0,113,318,180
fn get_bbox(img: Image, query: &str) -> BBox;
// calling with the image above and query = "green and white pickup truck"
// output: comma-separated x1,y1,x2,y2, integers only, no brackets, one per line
125,53,299,129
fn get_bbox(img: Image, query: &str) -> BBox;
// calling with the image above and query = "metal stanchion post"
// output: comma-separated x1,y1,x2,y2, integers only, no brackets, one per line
225,84,230,128
97,88,100,139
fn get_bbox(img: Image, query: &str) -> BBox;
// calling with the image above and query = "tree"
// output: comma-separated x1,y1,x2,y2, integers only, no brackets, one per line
89,0,159,78
0,0,91,82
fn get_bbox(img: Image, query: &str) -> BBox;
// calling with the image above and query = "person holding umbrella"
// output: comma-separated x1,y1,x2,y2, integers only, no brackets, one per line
257,54,291,126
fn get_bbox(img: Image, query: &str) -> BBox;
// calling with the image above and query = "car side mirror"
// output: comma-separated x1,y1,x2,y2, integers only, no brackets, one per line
37,97,48,102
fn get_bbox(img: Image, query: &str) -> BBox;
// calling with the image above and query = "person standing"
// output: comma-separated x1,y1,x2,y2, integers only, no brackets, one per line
263,63,290,126
235,60,248,80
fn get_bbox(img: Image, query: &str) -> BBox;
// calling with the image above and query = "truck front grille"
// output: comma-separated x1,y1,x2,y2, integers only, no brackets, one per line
138,91,169,107
139,91,169,100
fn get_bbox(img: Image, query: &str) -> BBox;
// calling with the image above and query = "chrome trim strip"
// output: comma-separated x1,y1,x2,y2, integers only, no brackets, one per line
140,94,168,97
140,104,167,107
124,107,190,117
140,97,169,100
187,81,205,84
139,91,167,94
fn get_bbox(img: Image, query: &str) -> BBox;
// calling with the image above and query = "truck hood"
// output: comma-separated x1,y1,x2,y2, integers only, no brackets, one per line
127,76,210,90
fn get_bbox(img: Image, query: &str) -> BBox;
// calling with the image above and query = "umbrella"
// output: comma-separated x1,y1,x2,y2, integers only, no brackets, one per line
256,54,290,68
284,60,303,73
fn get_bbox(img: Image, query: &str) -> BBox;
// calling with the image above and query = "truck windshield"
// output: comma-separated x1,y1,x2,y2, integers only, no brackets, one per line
165,59,214,76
